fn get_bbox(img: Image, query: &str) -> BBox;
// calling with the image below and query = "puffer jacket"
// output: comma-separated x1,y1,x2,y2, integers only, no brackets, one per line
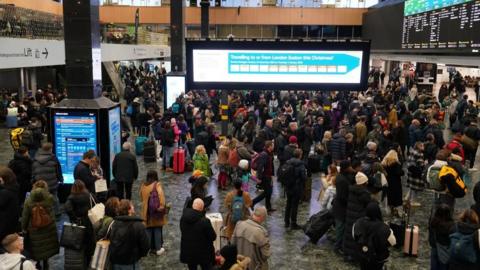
8,153,32,202
109,215,150,265
0,185,20,241
193,153,211,177
285,158,307,196
329,133,346,161
21,188,59,261
32,149,63,191
180,208,216,265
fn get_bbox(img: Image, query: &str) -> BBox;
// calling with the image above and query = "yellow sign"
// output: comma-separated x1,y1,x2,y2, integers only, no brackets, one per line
221,105,229,110
221,115,228,120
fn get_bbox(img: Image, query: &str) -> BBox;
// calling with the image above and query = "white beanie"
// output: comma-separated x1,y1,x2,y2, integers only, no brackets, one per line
238,159,249,170
355,172,368,186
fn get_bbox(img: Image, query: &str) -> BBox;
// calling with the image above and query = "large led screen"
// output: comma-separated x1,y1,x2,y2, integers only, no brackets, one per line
166,75,186,109
108,107,122,180
53,111,98,184
186,40,370,91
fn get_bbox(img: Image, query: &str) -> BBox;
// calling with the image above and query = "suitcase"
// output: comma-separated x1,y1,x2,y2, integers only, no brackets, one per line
143,140,156,163
308,154,322,173
303,210,334,243
173,147,185,174
206,213,224,252
302,176,312,202
403,225,419,256
135,136,148,155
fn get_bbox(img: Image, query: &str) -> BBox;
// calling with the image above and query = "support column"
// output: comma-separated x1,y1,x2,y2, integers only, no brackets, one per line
19,68,26,100
220,90,228,136
170,0,185,72
200,0,210,39
30,68,37,94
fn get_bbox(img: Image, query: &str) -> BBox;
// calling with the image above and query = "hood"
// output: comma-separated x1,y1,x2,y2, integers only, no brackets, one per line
181,208,203,224
287,158,304,167
432,160,448,168
13,152,31,162
366,202,382,221
0,253,26,269
34,149,54,164
333,133,342,140
30,187,50,203
473,181,480,203
349,184,369,196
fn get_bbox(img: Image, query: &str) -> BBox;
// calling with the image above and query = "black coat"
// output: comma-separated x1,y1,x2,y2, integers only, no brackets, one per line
332,172,354,221
32,149,62,191
285,158,307,196
180,208,216,265
73,161,96,193
330,133,346,161
448,222,480,270
8,153,32,201
109,215,150,265
0,185,20,241
112,150,139,183
384,162,404,208
343,185,371,258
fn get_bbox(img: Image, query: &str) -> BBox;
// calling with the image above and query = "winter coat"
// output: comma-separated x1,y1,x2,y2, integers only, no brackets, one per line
21,188,59,261
408,125,424,148
353,217,393,264
217,144,230,165
343,185,371,258
73,161,96,193
285,158,307,196
224,190,253,239
180,208,216,265
64,192,95,257
231,219,271,270
32,149,62,191
355,122,367,146
448,222,480,270
332,172,354,221
279,143,297,165
109,215,150,265
329,133,346,161
139,182,167,228
0,185,20,241
112,150,139,183
193,153,211,177
472,181,480,218
407,148,425,191
95,216,114,241
384,162,404,207
0,253,36,270
8,153,32,201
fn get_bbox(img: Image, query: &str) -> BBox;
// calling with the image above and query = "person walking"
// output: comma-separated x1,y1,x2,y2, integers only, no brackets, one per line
252,141,276,213
112,142,139,200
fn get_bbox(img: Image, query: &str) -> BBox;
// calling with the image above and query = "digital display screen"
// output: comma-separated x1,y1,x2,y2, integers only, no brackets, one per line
402,0,480,49
54,112,97,184
186,40,371,91
108,107,122,180
166,75,186,109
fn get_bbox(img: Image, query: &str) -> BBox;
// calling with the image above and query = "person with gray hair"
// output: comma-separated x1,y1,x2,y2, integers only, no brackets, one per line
232,206,271,270
112,141,139,200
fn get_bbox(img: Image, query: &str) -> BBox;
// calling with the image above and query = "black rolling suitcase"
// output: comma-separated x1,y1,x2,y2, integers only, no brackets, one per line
303,210,334,243
308,154,322,173
143,140,156,163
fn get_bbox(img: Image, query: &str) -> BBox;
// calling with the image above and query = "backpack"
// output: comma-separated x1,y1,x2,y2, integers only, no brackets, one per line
172,103,180,114
234,113,244,126
369,171,383,190
147,183,163,219
10,128,25,151
278,163,296,187
20,128,34,147
228,148,240,168
31,203,53,229
353,218,377,262
250,153,261,171
439,166,467,198
231,195,244,224
126,104,133,116
449,225,479,264
427,166,445,192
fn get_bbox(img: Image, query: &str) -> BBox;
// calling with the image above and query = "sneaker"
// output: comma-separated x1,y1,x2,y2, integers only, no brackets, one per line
267,209,277,215
156,248,165,256
469,168,478,171
410,202,421,207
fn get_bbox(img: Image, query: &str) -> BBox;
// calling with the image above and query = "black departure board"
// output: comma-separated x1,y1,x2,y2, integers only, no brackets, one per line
402,0,480,49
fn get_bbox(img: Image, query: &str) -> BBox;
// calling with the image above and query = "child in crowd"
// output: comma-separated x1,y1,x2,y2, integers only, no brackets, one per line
237,159,258,192
193,145,212,178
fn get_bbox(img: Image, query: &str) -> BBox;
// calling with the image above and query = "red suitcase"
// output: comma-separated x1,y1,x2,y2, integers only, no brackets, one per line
173,148,185,174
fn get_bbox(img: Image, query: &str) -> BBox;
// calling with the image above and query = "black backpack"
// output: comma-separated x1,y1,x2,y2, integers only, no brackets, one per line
353,218,377,262
278,162,296,188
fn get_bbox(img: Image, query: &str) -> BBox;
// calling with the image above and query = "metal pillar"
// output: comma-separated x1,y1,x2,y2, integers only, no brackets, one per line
200,0,210,39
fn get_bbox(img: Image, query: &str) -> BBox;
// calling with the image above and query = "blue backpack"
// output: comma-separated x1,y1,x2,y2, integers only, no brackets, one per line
172,103,180,114
449,225,479,264
231,195,244,224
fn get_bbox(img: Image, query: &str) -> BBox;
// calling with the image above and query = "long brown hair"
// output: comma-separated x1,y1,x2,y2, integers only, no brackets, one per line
0,166,16,187
71,180,87,194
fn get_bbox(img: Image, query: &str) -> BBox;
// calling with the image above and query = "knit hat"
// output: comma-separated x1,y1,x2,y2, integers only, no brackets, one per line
220,244,238,264
289,136,298,144
192,170,203,178
238,159,249,170
355,172,368,185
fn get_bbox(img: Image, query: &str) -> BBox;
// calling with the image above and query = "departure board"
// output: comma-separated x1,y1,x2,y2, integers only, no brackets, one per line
402,0,480,49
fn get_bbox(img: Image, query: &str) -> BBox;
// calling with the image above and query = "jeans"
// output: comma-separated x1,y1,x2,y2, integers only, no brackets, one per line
284,194,300,226
117,182,133,200
187,263,211,270
162,146,174,169
252,178,273,210
50,188,60,216
112,263,141,270
430,249,448,270
147,227,163,251
335,219,345,250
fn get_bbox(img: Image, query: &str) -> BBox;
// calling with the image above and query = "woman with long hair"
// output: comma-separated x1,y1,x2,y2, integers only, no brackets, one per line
429,204,454,270
223,181,252,240
217,138,230,190
381,149,404,216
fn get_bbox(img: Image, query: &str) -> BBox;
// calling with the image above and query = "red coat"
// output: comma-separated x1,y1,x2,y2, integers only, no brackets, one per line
445,139,465,164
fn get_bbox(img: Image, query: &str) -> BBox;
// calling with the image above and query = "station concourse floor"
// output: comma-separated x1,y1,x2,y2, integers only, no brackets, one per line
0,127,479,270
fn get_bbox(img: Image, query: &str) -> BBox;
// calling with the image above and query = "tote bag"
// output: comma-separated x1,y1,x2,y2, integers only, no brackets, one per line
88,194,105,226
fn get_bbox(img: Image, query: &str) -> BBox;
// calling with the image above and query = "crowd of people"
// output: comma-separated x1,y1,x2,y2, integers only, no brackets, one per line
1,65,480,270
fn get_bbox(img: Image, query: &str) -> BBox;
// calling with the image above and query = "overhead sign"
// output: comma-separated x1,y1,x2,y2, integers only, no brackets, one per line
0,37,171,69
186,40,370,91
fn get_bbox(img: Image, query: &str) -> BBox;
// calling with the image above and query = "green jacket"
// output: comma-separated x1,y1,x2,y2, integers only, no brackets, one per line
95,216,114,241
21,188,59,261
193,153,211,177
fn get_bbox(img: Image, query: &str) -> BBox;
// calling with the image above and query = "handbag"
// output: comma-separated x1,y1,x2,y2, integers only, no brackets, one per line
95,179,108,193
60,222,86,250
88,194,105,226
90,221,114,270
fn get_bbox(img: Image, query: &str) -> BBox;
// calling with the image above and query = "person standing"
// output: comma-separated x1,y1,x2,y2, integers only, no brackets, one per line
31,142,63,216
232,206,271,270
8,146,32,207
252,141,276,213
112,142,139,200
284,149,307,230
381,149,404,216
462,121,480,169
161,120,175,171
139,170,167,256
73,150,98,194
0,234,37,270
0,167,20,243
224,181,253,240
406,142,426,206
24,117,43,159
180,198,217,270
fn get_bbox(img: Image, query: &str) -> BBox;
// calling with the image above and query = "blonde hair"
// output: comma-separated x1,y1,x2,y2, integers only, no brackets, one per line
381,150,399,167
322,131,332,142
32,180,48,190
195,145,206,155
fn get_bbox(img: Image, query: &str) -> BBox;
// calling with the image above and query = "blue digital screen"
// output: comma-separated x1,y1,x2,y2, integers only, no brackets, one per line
108,107,122,180
54,112,97,184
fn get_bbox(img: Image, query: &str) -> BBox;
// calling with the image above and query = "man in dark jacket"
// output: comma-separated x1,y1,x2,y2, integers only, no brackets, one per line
110,200,150,268
252,141,276,213
25,117,43,159
112,142,139,200
463,121,480,169
284,149,307,230
471,181,480,218
330,132,346,163
332,160,355,254
8,146,32,206
180,198,216,270
73,150,98,194
31,142,62,215
0,167,20,242
278,136,298,166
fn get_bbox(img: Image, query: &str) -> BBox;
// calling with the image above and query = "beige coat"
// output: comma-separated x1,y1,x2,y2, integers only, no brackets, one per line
224,190,252,239
217,144,230,165
139,181,167,227
231,219,271,270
